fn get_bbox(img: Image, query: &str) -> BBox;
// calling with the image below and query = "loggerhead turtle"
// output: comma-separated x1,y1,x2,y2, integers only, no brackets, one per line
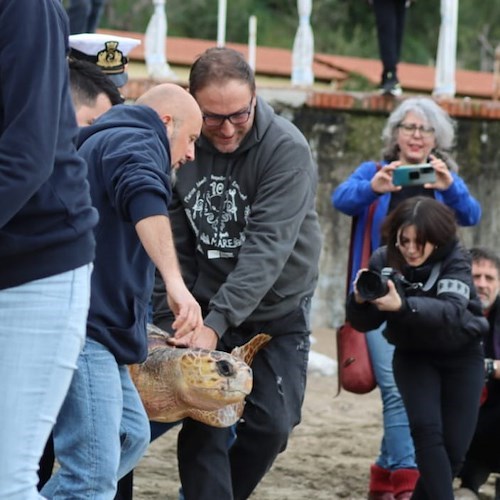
129,324,271,428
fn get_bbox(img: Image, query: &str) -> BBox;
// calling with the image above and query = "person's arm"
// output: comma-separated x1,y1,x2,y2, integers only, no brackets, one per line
332,161,396,216
135,215,203,337
390,254,478,339
99,124,204,336
438,171,482,226
151,188,217,347
0,0,71,227
346,291,386,332
346,247,389,331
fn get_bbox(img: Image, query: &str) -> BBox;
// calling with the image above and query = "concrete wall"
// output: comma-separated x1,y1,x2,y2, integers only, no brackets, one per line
264,92,500,330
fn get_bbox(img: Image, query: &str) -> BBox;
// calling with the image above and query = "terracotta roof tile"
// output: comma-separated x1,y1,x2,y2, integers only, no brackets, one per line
99,28,497,99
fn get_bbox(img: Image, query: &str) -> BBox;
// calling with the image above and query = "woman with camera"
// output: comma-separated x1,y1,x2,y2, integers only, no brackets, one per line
332,96,481,499
347,197,486,500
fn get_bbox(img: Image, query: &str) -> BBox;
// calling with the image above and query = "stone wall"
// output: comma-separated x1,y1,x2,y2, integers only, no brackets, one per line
268,96,500,330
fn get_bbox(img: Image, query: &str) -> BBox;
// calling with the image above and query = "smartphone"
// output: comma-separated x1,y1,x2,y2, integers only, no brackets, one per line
392,163,436,187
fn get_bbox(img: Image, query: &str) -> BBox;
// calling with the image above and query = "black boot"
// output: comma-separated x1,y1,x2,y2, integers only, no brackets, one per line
379,70,402,97
459,459,490,495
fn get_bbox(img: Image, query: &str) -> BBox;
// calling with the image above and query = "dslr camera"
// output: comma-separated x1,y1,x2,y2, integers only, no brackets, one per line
356,267,410,301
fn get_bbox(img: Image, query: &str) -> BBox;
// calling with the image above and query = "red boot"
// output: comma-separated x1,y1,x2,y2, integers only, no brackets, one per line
391,468,420,499
368,464,395,500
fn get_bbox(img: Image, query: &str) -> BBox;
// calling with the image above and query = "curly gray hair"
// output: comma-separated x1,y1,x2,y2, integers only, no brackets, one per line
381,97,458,171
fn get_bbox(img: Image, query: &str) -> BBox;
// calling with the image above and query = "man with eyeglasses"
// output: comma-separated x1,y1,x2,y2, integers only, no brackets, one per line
456,247,500,498
150,46,322,500
332,96,481,500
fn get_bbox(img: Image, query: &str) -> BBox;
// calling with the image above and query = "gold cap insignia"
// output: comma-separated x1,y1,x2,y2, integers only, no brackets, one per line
96,41,127,75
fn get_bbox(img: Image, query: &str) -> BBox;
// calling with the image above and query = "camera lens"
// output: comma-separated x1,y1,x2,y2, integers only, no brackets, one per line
357,270,389,301
409,171,420,180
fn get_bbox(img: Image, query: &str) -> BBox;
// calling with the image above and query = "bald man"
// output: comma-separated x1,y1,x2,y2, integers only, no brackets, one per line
41,84,204,499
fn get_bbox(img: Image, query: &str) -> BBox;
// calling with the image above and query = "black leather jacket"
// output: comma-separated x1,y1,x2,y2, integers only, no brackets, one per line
347,241,488,352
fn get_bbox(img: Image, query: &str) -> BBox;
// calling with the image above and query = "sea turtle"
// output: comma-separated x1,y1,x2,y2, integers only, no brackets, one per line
129,324,271,428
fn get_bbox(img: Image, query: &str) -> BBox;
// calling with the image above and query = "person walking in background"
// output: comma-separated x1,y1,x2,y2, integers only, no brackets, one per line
456,247,500,498
0,0,98,497
332,96,481,499
347,197,487,500
369,0,414,96
40,84,204,498
152,47,322,500
66,0,108,34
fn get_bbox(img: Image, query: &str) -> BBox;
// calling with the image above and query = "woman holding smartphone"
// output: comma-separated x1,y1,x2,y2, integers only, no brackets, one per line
347,197,486,500
332,96,481,499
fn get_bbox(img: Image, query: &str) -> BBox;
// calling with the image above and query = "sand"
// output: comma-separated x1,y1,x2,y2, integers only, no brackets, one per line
130,328,497,500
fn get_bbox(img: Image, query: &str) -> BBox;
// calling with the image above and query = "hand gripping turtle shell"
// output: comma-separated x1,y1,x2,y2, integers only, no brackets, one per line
129,324,271,428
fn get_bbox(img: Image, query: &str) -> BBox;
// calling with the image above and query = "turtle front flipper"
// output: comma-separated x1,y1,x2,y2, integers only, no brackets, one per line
231,333,272,365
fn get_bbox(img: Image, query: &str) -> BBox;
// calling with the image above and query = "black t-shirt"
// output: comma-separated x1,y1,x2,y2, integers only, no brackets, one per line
388,185,434,213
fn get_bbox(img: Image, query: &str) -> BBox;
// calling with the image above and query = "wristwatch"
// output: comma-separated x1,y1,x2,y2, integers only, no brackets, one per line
485,358,498,380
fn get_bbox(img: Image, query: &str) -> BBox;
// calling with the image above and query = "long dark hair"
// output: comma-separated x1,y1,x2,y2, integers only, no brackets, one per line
381,196,458,269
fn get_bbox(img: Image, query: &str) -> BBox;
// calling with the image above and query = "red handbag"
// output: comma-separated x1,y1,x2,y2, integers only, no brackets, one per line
336,200,377,395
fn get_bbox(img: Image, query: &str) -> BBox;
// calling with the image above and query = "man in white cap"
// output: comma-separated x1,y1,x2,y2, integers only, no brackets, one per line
69,32,141,88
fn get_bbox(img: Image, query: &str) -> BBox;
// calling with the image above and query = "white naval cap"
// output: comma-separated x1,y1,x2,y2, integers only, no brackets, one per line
68,33,141,88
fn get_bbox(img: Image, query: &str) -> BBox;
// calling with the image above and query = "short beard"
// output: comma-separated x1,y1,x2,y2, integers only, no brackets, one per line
170,167,177,187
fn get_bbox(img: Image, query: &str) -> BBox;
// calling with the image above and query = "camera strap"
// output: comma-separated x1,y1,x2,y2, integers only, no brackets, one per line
421,262,442,292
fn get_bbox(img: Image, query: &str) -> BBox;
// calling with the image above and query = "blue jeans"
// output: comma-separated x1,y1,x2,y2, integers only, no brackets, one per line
0,265,91,500
67,0,107,34
366,323,416,470
41,338,150,499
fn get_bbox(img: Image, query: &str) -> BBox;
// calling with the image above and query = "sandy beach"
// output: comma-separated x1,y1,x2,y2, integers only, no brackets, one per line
130,327,497,500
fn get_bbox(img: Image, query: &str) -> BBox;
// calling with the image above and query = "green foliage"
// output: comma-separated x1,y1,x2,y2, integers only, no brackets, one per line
100,0,500,71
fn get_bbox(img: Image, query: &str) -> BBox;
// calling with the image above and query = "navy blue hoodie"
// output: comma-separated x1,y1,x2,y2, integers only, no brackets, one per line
78,104,172,364
0,0,98,289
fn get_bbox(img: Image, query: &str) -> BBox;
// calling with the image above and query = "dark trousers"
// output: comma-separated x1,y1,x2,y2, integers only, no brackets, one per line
66,0,106,34
393,342,484,500
372,0,408,76
177,298,311,500
38,437,54,490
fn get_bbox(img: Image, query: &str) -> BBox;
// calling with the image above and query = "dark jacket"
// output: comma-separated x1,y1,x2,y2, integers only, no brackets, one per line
462,295,500,469
483,297,500,398
154,96,322,337
78,104,172,364
347,242,488,352
0,0,97,289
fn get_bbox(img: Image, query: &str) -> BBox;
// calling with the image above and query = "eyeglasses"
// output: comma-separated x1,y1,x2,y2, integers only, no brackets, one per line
202,97,254,128
398,122,435,138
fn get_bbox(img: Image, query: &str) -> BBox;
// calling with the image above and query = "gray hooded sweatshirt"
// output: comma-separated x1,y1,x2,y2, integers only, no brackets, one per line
165,96,322,337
